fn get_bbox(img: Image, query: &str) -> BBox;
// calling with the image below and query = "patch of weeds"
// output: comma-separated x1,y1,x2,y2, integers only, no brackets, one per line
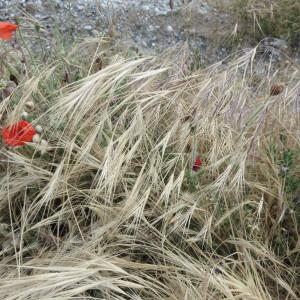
184,167,205,192
278,148,300,195
190,48,203,71
267,136,300,197
231,0,300,47
267,134,300,255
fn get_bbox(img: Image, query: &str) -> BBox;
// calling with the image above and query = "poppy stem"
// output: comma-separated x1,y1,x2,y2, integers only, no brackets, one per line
15,25,36,66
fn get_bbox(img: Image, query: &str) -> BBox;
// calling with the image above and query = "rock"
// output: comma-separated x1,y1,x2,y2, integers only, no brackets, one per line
83,25,92,31
263,38,288,49
142,5,150,11
166,25,173,32
199,3,210,14
148,25,154,32
77,5,84,11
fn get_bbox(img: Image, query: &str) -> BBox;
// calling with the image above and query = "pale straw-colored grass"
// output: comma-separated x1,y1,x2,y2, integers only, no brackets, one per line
0,39,299,299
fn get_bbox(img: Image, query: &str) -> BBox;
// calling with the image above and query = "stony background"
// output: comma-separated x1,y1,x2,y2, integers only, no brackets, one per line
0,0,296,65
0,0,234,64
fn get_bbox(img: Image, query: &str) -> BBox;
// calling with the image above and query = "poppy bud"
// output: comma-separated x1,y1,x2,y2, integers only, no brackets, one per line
25,101,35,111
35,125,43,133
192,156,202,172
270,83,284,96
21,111,29,119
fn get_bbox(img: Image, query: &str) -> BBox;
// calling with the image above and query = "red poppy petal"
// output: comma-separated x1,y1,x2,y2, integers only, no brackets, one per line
192,157,202,172
0,22,18,40
2,120,36,147
0,31,13,40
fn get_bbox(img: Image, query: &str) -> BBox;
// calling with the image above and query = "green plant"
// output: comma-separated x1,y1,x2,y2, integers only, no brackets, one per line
231,0,300,47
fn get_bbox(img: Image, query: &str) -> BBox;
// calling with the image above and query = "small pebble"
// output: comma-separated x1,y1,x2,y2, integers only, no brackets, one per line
83,25,92,31
166,25,173,32
281,166,289,173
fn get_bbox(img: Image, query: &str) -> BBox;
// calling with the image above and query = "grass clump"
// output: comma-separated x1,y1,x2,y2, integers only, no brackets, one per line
0,20,299,299
231,0,300,47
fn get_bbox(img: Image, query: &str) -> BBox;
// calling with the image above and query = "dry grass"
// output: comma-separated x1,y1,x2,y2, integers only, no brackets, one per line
0,31,299,299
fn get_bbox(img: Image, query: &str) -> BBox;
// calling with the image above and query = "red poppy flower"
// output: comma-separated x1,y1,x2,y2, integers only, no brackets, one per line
2,120,36,147
0,22,18,40
192,156,202,172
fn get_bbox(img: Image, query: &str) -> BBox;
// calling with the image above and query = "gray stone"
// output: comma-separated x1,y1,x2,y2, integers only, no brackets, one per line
83,25,92,31
166,25,173,32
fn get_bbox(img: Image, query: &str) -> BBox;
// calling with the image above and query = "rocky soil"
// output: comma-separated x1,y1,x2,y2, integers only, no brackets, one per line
0,0,237,64
0,0,296,65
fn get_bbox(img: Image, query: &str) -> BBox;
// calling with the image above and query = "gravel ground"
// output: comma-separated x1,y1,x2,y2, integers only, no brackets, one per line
0,0,235,64
0,0,296,65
